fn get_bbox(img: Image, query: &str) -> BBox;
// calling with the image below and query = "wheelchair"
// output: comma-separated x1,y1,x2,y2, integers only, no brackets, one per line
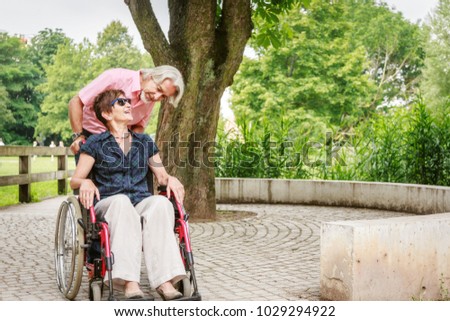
54,184,201,301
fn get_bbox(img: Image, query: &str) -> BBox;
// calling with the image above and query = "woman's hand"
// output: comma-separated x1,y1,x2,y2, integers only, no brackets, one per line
166,175,185,205
149,154,185,204
79,179,100,209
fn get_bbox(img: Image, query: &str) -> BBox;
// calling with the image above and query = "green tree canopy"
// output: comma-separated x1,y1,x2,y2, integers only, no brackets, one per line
231,0,376,128
421,0,450,111
230,0,424,131
0,83,14,134
345,0,424,106
91,20,152,73
35,40,94,142
28,28,70,73
0,33,41,144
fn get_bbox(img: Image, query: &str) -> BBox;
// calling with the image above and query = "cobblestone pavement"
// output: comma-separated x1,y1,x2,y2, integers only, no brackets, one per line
0,196,412,301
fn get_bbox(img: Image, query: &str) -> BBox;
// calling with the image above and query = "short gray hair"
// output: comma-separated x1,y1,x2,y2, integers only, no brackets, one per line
140,65,185,107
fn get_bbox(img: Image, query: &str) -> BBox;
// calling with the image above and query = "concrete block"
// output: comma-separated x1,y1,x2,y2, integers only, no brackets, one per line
320,213,450,300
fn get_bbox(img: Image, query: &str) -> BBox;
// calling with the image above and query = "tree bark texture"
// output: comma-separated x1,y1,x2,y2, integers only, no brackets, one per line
126,0,252,219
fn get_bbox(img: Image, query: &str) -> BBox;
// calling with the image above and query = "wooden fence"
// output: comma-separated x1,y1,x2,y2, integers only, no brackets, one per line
0,146,74,203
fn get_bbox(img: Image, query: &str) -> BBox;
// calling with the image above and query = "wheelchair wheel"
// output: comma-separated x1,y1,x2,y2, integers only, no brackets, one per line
54,196,85,300
178,242,192,297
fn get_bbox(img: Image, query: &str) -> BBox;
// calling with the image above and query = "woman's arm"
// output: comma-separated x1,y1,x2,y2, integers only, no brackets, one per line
70,153,100,209
149,153,185,204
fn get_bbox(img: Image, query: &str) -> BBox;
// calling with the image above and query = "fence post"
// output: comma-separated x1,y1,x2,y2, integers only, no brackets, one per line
19,155,31,202
57,153,67,195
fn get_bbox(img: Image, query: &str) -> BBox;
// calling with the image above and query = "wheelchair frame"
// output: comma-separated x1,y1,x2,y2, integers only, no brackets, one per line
54,190,201,301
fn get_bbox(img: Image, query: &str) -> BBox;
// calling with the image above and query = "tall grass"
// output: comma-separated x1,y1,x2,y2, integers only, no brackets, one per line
215,114,312,179
216,98,450,187
356,106,408,183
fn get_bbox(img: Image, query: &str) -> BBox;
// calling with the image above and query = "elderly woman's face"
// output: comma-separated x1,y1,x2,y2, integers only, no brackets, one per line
110,95,133,123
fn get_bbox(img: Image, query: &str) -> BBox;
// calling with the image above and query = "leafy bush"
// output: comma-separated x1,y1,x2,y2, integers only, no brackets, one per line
216,97,450,187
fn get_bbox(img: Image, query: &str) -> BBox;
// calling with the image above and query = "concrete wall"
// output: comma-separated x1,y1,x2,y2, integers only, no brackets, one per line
216,178,450,214
215,178,450,300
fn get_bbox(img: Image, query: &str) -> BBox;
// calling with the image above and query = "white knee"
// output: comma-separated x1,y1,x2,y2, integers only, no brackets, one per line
109,195,136,216
99,194,139,223
141,195,175,223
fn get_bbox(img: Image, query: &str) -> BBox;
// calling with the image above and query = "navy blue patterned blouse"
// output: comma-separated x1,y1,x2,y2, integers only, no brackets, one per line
80,131,159,205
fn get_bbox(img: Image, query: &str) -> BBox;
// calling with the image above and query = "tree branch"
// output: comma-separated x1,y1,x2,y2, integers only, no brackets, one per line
125,0,174,65
215,0,253,87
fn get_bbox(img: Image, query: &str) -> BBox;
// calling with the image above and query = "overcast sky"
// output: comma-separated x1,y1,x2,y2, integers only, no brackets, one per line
0,0,440,50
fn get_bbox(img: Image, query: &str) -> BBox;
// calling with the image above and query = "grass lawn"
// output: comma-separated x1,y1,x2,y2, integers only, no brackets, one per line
0,156,76,207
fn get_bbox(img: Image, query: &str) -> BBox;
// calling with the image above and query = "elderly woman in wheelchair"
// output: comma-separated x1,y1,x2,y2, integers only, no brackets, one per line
68,89,186,300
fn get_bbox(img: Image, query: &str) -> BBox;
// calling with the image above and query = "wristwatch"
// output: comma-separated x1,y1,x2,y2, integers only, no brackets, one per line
71,132,83,141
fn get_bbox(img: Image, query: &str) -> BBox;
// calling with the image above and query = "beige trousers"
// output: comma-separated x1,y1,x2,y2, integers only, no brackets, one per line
94,194,186,289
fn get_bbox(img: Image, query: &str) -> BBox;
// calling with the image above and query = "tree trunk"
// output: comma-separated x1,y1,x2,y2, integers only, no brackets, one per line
126,0,252,219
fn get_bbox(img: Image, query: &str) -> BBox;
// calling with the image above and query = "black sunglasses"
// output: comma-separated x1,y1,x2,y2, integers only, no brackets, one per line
111,98,132,106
